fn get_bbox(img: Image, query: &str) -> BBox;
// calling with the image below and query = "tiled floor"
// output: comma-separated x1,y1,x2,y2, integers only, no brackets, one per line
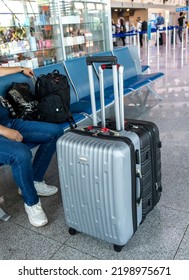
1,40,189,260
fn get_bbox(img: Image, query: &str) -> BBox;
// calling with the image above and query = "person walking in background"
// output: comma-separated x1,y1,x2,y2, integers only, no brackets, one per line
178,12,185,43
155,13,165,45
136,17,143,47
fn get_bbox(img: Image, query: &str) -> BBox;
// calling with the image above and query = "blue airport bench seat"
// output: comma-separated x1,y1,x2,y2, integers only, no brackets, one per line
124,45,147,75
65,48,163,112
92,47,151,94
126,46,164,81
128,46,165,82
112,46,164,100
94,47,150,92
0,51,165,129
64,57,115,115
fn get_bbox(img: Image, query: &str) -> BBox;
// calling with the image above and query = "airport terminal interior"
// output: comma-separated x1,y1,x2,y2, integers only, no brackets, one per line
1,36,189,260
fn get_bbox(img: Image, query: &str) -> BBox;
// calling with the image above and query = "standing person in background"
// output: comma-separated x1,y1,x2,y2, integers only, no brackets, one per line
141,20,148,46
155,13,165,45
119,25,126,46
141,20,147,33
178,12,185,43
136,17,143,47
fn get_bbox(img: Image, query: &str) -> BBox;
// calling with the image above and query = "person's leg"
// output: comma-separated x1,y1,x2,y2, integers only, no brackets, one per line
180,29,183,42
178,28,182,42
10,119,63,182
0,136,38,206
159,33,163,45
121,37,125,46
0,131,57,227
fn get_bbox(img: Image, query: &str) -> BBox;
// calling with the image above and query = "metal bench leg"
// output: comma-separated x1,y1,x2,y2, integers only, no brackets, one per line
129,90,138,99
146,84,163,101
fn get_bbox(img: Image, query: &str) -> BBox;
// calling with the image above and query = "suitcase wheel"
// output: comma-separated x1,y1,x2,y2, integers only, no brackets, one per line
113,244,124,252
69,227,77,235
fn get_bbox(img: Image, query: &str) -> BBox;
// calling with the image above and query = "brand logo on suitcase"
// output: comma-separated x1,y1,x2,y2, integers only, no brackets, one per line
78,157,88,163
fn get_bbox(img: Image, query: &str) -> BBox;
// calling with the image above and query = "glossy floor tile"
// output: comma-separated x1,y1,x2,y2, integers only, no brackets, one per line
1,42,189,260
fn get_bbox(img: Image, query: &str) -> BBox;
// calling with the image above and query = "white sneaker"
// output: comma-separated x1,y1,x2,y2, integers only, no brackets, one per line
18,181,58,197
24,200,48,227
34,181,58,196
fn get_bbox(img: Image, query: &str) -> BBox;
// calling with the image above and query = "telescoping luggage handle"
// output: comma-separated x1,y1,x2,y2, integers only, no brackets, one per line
86,56,124,131
86,56,118,65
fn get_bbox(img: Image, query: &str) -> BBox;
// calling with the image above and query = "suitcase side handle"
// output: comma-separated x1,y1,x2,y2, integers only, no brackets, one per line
86,56,117,65
136,170,143,205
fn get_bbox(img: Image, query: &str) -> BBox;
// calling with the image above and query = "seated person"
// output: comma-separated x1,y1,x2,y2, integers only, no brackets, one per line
0,66,63,227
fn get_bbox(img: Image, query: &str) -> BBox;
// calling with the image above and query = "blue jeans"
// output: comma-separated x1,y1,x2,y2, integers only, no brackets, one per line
0,118,63,206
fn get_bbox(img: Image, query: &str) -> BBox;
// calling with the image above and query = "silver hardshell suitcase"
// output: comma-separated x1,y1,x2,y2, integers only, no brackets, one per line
57,56,142,252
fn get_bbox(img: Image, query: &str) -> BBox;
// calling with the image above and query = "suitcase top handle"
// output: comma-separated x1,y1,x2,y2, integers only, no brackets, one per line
86,56,117,65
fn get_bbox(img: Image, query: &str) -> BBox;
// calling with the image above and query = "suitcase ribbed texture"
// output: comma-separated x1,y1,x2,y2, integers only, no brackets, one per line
57,132,134,245
104,118,162,219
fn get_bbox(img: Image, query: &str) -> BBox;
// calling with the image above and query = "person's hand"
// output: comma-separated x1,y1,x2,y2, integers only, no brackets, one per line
22,67,34,78
0,126,23,142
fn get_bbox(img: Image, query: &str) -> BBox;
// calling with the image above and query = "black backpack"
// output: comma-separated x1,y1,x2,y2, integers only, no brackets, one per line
35,70,76,128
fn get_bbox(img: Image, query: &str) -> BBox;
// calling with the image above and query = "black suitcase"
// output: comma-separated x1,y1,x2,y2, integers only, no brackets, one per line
101,117,162,220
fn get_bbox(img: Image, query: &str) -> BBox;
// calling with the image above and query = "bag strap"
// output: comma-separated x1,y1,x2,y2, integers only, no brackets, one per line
57,92,77,129
35,75,45,99
52,69,59,75
67,111,77,129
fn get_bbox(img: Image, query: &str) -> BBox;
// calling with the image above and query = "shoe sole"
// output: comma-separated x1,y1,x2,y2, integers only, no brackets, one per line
29,219,48,227
36,189,58,197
